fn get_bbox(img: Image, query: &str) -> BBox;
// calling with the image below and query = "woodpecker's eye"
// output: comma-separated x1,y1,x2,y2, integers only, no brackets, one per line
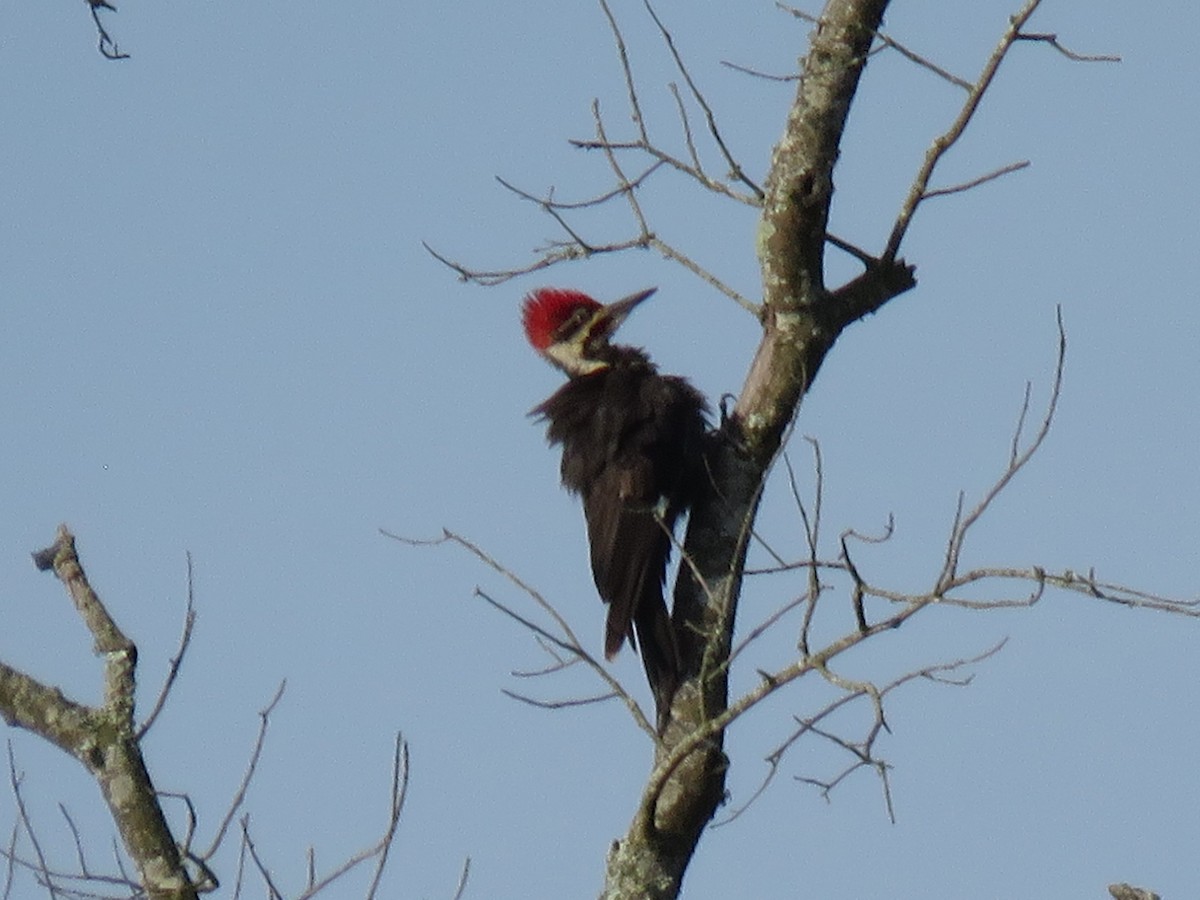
556,306,593,341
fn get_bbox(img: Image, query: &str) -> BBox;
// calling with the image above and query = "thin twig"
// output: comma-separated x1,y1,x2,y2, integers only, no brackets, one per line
137,552,199,739
239,816,283,900
201,681,287,861
922,160,1030,199
2,820,16,900
293,734,410,900
720,59,797,82
1015,32,1120,62
385,529,657,737
5,745,56,899
501,689,618,710
647,237,759,314
451,858,471,900
55,806,87,880
88,2,129,60
938,307,1065,590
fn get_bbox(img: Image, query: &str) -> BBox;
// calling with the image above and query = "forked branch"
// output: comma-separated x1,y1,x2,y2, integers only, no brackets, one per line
383,528,659,737
884,0,1118,261
643,311,1195,822
4,525,196,900
424,0,758,313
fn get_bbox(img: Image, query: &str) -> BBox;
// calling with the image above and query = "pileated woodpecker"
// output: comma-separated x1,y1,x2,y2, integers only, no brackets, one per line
522,286,708,725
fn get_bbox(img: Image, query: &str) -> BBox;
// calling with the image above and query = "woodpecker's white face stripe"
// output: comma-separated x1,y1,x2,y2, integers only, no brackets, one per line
544,340,608,376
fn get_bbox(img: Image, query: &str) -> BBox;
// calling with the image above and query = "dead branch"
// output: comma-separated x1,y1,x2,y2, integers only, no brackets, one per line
199,682,287,862
6,747,56,897
1108,884,1161,900
5,526,197,900
884,1,1118,261
424,0,759,314
937,307,1065,592
698,311,1194,818
87,1,129,60
884,0,1041,259
137,554,199,740
451,858,471,900
776,2,971,89
922,160,1030,199
383,529,659,737
294,733,409,900
1016,32,1121,63
238,817,282,899
719,60,798,83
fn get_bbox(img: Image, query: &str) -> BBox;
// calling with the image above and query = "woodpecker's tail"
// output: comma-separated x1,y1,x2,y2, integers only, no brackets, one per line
632,594,681,733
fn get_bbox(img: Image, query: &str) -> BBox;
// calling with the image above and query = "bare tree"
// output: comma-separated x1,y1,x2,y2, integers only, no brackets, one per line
0,525,417,899
4,3,1185,899
426,2,1193,897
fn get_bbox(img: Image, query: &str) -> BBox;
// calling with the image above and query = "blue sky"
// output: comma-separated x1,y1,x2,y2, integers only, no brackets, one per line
1,1,1197,897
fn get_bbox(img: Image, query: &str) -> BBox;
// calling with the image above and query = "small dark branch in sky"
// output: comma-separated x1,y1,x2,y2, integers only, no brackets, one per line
839,530,870,633
598,0,649,145
423,236,647,287
89,2,130,60
201,681,286,862
5,747,57,895
648,237,759,314
669,83,703,174
137,552,198,739
922,160,1031,200
501,689,618,710
57,804,88,878
824,232,877,267
239,816,284,900
720,60,798,82
1015,32,1121,62
872,29,971,90
797,441,823,653
451,858,472,900
496,163,665,212
592,99,654,240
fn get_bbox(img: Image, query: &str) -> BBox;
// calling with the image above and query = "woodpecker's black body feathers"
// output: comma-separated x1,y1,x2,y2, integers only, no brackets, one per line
532,344,708,722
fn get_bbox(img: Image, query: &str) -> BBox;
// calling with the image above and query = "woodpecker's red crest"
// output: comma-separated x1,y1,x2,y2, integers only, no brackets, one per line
521,288,601,350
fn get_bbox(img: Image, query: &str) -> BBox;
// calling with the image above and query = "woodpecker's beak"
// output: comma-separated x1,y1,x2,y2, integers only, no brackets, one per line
588,287,657,342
